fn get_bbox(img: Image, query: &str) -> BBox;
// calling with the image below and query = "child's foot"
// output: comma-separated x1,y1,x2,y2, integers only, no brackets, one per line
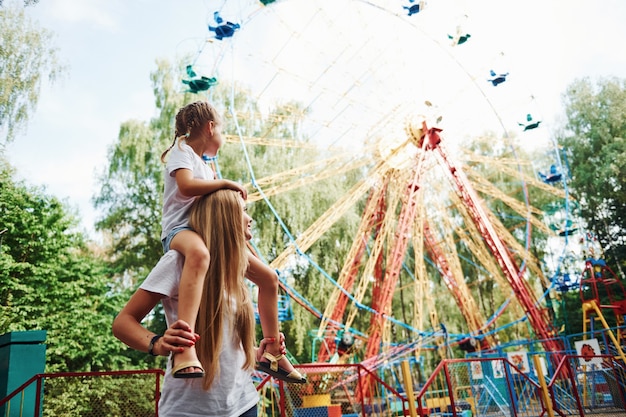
256,339,306,384
171,345,204,379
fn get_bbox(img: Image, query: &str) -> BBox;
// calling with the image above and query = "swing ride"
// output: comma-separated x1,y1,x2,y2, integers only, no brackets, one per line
175,0,626,414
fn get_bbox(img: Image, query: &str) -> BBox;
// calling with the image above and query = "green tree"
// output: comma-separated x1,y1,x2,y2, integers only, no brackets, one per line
556,77,626,274
0,0,64,145
0,158,132,372
94,60,185,282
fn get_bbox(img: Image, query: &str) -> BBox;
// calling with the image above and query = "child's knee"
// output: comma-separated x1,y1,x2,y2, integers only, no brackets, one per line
185,245,211,271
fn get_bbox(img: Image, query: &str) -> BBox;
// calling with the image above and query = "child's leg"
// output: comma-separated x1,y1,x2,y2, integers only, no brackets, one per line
246,253,298,375
169,230,210,376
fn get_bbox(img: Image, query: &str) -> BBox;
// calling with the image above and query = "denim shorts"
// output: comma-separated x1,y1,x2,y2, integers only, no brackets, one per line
239,405,257,417
161,226,194,253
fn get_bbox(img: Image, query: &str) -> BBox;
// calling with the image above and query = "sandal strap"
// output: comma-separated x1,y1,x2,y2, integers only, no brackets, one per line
171,360,205,375
261,351,284,372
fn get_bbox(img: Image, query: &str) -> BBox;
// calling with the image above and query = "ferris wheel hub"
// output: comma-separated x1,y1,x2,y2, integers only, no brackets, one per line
405,118,425,148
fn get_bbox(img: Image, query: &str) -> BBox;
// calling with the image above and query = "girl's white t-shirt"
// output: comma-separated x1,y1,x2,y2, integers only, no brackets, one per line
140,250,259,417
161,142,215,241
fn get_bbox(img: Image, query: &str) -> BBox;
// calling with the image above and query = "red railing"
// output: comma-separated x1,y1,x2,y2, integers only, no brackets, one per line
0,369,163,417
3,357,625,416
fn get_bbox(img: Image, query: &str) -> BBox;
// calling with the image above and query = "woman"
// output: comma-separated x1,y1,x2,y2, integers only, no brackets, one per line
113,190,277,417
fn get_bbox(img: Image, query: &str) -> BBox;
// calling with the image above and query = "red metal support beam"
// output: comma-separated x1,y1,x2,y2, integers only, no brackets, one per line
423,221,491,348
424,122,563,356
363,139,430,360
317,180,389,362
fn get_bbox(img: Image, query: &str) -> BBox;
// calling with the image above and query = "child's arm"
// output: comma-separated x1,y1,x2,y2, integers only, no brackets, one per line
175,168,247,199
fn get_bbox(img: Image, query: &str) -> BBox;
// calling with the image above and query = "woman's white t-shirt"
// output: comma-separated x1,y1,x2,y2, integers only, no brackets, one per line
161,142,215,241
140,250,259,417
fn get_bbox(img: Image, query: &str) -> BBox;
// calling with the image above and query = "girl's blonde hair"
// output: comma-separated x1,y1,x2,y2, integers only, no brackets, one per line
188,189,255,391
161,101,221,162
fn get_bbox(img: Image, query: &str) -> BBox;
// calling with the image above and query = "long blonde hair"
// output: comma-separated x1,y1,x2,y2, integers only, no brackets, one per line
188,189,256,391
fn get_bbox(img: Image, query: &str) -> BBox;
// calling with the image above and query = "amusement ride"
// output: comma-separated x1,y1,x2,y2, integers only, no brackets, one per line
175,0,626,414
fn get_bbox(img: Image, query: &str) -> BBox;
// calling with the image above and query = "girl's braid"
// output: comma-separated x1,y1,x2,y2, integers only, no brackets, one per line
161,101,218,162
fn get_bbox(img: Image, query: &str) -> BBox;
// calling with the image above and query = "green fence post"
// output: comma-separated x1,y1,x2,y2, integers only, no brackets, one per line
0,330,47,417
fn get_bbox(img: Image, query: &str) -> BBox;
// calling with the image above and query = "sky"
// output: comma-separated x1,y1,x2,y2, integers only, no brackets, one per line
5,0,626,240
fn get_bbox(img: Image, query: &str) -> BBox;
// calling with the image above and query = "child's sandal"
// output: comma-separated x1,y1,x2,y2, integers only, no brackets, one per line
171,353,205,379
255,351,306,384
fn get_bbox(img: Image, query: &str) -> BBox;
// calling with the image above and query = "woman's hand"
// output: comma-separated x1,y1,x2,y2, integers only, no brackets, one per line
256,332,286,362
154,319,200,356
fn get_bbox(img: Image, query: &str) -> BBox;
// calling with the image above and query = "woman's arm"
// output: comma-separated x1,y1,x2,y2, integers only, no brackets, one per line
112,288,197,356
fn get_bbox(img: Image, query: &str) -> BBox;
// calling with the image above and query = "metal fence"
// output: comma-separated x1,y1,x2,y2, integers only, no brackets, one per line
0,369,162,417
256,363,408,417
2,356,626,416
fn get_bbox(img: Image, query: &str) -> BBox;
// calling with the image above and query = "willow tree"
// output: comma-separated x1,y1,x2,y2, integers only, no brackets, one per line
0,0,64,145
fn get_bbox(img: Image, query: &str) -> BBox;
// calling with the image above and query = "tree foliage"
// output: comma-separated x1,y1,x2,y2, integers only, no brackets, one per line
0,158,132,372
556,77,626,273
94,60,184,282
0,0,64,145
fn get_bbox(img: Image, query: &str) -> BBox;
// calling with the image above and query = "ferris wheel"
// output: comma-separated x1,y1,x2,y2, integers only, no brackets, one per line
180,0,569,365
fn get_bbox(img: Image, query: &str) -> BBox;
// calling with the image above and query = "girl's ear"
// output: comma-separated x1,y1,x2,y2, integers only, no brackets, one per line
206,120,215,136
